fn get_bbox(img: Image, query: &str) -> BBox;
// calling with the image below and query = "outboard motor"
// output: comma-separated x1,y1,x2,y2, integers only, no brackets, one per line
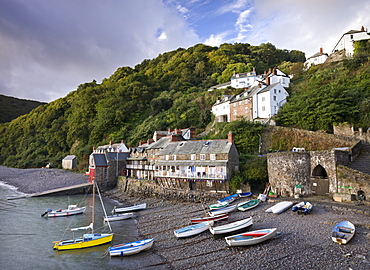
41,208,53,217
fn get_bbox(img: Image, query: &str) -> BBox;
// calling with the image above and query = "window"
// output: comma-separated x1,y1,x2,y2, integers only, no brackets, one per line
191,154,196,160
210,154,216,160
245,107,248,113
173,155,176,160
274,89,277,94
262,97,265,101
262,106,265,111
233,110,237,115
273,96,277,101
166,155,169,160
200,154,205,160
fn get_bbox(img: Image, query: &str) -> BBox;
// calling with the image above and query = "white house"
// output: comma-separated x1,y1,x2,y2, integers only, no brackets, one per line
332,26,370,57
230,70,258,89
304,48,329,69
263,67,290,88
211,95,235,122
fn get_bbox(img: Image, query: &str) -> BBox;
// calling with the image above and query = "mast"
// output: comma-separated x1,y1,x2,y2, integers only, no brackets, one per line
92,180,95,233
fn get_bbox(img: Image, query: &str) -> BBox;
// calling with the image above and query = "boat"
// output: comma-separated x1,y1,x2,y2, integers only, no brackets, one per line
174,221,214,238
292,201,312,215
190,213,229,224
108,238,154,256
265,201,293,214
42,204,86,217
238,192,252,198
218,194,238,203
209,217,253,235
225,228,277,247
52,181,114,251
208,201,229,210
237,199,261,212
331,221,355,245
113,203,147,213
208,204,237,217
104,212,134,222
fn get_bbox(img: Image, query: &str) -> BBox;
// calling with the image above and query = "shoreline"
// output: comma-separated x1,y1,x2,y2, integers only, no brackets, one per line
2,166,370,269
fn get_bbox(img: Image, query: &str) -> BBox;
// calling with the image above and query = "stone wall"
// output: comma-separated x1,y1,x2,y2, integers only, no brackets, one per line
336,165,370,200
333,123,370,143
310,150,338,194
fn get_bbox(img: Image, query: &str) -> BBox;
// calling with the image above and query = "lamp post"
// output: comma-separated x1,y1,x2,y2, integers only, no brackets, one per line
258,134,262,156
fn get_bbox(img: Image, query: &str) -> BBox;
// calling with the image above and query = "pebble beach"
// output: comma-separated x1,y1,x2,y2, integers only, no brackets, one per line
1,166,370,269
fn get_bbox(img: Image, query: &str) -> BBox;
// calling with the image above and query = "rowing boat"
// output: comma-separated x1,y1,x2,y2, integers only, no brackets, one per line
209,217,253,235
108,238,154,256
174,221,214,238
225,228,277,246
331,221,355,245
190,213,229,224
237,199,260,211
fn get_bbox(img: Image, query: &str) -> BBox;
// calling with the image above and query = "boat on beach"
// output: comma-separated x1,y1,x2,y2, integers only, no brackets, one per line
104,212,134,222
225,228,277,246
331,221,355,245
52,181,114,251
208,204,237,217
292,201,312,214
113,203,147,213
237,199,260,211
42,204,86,217
208,201,229,210
238,192,252,198
108,238,154,256
174,221,214,238
190,213,229,224
265,201,293,214
218,194,238,203
209,217,253,235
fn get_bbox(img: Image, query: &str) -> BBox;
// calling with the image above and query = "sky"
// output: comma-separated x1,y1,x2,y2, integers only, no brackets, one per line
1,0,370,103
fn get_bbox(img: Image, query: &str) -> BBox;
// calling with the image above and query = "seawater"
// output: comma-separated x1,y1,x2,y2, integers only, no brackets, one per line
0,182,163,270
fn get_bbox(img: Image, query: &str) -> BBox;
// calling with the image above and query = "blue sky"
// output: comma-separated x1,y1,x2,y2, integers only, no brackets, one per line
1,0,370,102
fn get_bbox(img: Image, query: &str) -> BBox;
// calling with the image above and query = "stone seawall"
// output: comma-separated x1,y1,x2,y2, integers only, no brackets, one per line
116,176,227,203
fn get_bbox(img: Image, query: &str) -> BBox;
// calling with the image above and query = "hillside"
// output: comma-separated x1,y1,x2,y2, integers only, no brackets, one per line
0,40,369,171
0,95,46,124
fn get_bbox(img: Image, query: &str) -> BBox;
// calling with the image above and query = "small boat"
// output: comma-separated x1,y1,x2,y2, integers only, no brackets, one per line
209,217,253,235
113,203,147,213
190,213,229,224
174,221,214,238
53,182,114,251
238,192,252,198
218,194,238,203
104,212,134,222
292,202,312,215
331,221,355,245
265,201,293,214
208,201,229,210
42,204,86,217
108,238,154,256
208,204,237,217
225,228,277,247
237,199,261,211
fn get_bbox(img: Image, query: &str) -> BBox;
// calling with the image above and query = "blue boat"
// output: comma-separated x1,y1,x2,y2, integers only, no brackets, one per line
238,192,252,198
292,202,312,215
218,194,238,203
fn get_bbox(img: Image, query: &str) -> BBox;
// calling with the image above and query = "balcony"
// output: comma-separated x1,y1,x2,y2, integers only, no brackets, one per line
154,171,226,180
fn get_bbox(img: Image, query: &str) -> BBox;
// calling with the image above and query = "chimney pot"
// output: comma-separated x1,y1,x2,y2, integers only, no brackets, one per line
228,132,234,144
320,47,323,54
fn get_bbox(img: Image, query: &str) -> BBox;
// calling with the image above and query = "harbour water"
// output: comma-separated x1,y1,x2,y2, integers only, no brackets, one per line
0,182,163,270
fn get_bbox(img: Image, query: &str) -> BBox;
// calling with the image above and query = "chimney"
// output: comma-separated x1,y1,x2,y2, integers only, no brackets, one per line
121,140,125,143
110,140,114,146
93,146,96,152
170,135,178,142
252,67,256,73
147,138,154,145
361,26,365,31
320,47,323,54
228,132,234,144
273,67,277,75
175,128,182,135
168,128,173,134
190,126,196,139
140,140,146,145
268,68,272,74
266,76,270,85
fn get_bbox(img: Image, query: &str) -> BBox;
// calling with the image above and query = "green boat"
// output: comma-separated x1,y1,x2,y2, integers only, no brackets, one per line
237,199,260,212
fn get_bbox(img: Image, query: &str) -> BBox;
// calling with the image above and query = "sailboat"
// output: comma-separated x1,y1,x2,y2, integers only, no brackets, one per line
53,181,114,251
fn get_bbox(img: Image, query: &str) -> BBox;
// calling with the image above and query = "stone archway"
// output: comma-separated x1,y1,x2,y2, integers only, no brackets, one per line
311,164,329,196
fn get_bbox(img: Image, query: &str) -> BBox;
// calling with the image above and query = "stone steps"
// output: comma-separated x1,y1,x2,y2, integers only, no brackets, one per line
350,143,370,174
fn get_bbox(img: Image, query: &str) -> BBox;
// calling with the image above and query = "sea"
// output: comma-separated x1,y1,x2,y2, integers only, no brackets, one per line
0,182,163,270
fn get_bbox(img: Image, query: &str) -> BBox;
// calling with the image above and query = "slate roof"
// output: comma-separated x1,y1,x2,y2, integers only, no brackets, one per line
156,160,228,166
63,155,76,160
93,153,108,166
157,139,232,156
259,82,280,94
106,152,129,161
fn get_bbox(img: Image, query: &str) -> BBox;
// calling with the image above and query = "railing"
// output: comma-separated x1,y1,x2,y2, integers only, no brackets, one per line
154,171,226,180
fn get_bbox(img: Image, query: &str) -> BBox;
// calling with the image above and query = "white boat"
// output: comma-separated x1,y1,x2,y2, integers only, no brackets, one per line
208,201,229,210
331,221,355,245
209,217,253,235
113,203,147,213
174,221,214,238
190,213,229,224
225,228,277,247
104,212,134,222
208,204,237,217
237,199,261,211
52,181,114,251
292,201,312,215
42,204,86,217
265,201,293,214
108,238,154,256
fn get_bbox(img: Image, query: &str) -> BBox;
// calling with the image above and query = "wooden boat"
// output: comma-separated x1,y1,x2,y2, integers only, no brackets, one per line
108,238,154,256
104,212,134,222
218,194,238,203
209,217,253,235
331,221,355,245
225,228,277,247
237,199,261,212
174,221,214,238
190,213,229,224
208,201,229,210
52,181,114,251
265,201,293,214
42,204,86,217
113,203,147,213
238,192,252,198
208,204,237,217
292,201,312,214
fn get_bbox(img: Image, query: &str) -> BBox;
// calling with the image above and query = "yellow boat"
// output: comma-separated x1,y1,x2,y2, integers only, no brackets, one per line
53,181,114,251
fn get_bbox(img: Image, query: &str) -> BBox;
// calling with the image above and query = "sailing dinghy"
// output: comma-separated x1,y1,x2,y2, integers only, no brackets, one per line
42,204,86,217
52,181,114,251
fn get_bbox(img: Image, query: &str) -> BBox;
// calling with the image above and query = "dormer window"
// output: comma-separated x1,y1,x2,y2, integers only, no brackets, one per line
191,154,196,160
200,154,206,160
210,154,216,160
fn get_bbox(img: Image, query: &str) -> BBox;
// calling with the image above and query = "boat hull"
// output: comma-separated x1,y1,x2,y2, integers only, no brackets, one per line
265,201,293,214
104,212,134,222
209,217,253,235
109,238,154,256
292,202,312,214
174,221,214,238
225,228,277,247
237,199,260,211
53,233,114,250
208,204,237,216
331,221,355,245
114,203,147,213
46,206,86,217
190,214,228,224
